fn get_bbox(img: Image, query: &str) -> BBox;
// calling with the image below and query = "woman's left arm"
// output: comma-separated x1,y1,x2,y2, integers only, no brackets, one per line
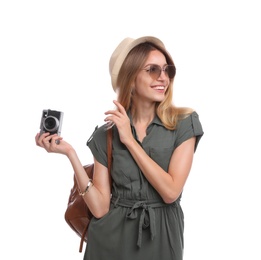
124,136,196,204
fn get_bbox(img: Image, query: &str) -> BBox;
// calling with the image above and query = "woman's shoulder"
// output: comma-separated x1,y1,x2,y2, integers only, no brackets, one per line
178,110,198,120
177,110,202,131
86,124,107,146
174,110,204,150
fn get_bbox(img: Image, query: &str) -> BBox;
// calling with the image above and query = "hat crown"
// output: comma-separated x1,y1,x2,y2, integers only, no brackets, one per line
109,38,134,76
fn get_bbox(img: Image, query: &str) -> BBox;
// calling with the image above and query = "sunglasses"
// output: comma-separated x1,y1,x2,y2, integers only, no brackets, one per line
142,64,176,80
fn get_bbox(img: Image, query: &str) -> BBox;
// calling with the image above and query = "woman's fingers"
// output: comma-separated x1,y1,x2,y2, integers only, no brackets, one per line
35,132,49,146
113,100,127,115
104,100,127,119
35,132,62,149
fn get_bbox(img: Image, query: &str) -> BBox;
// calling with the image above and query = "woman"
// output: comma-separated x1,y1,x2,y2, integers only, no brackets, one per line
36,36,204,260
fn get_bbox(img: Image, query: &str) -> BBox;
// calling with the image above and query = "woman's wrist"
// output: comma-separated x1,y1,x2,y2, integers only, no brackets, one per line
66,146,77,160
124,136,138,150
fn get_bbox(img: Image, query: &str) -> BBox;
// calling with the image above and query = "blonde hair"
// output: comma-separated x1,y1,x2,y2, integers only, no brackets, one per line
116,42,193,130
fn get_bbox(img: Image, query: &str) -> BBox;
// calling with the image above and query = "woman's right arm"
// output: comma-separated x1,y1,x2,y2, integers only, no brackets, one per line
35,132,111,218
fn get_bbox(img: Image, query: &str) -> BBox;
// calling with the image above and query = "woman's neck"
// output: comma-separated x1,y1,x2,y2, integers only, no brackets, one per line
131,102,156,127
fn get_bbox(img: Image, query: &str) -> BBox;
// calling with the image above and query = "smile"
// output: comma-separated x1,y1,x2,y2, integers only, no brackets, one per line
152,86,165,90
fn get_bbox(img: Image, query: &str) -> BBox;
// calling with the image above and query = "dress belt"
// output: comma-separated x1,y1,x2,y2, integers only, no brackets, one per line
111,197,178,248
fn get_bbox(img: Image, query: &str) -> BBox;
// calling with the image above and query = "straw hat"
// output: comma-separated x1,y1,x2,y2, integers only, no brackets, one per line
109,36,166,91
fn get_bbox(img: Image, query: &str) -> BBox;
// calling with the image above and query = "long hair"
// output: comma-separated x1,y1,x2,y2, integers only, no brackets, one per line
116,42,193,130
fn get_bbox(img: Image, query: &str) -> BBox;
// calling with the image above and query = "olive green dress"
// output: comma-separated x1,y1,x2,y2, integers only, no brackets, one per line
85,111,203,260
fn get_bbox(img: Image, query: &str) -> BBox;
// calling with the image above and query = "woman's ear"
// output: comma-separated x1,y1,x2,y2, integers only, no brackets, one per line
131,83,135,94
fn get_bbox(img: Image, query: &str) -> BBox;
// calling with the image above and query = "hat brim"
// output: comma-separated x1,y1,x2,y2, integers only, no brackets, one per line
110,36,166,91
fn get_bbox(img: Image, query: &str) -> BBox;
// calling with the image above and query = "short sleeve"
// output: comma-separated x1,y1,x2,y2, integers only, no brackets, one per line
174,111,204,151
86,125,108,167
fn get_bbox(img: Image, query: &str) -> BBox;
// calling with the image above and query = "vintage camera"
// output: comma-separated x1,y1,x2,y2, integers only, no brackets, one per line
39,109,64,136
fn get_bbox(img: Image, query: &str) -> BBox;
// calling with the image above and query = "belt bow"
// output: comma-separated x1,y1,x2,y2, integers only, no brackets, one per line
126,201,156,248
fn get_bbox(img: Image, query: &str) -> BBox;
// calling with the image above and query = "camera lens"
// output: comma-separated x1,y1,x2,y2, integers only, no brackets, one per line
43,116,59,131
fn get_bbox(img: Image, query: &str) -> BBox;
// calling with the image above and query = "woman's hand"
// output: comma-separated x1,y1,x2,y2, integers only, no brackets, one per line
35,132,74,156
104,100,133,145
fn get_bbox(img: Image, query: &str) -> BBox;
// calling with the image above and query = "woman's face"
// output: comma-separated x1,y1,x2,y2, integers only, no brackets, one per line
133,49,170,104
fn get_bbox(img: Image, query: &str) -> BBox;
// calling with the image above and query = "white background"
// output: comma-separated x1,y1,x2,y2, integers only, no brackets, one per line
1,0,260,259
